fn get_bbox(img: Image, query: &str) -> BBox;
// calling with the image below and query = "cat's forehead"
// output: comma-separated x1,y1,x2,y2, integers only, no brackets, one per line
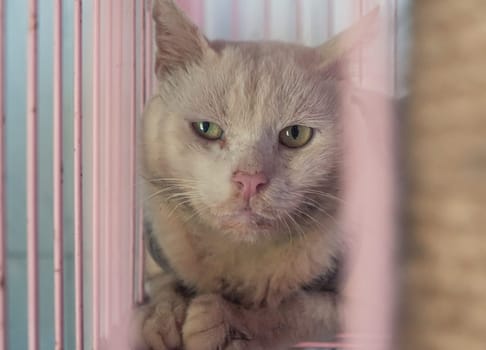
201,41,338,129
211,41,324,83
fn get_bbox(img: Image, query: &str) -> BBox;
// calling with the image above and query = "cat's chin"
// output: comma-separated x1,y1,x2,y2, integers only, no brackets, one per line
214,209,275,241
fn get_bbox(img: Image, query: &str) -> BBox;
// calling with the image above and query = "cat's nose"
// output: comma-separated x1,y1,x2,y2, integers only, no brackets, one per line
232,171,268,200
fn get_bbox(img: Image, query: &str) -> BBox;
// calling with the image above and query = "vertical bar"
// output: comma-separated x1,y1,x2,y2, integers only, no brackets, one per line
111,0,123,324
129,0,137,304
27,1,39,350
101,0,114,330
231,0,239,39
141,0,146,106
295,0,302,42
191,0,205,29
137,0,147,305
146,1,154,96
53,0,65,349
136,1,147,304
327,0,334,37
393,0,398,96
0,0,7,348
100,0,110,333
263,0,270,39
73,1,84,349
91,0,101,347
358,0,363,84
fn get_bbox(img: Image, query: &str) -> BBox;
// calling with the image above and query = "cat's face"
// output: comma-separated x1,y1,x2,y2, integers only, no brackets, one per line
143,0,368,242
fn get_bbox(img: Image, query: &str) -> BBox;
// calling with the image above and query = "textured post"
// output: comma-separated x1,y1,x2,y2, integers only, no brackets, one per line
400,1,486,350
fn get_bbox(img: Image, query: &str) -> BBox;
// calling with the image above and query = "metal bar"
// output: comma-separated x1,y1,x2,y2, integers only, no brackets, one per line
358,0,363,84
129,0,137,304
295,342,358,349
91,0,101,347
231,0,239,39
327,0,334,37
102,0,114,329
192,0,205,29
73,1,84,349
53,0,65,349
0,0,7,347
393,0,398,96
263,0,271,39
27,0,39,349
111,0,123,323
146,1,154,96
137,0,147,305
295,0,303,42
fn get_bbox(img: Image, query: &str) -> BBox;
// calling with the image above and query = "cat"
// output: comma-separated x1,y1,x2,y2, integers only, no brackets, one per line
134,1,376,349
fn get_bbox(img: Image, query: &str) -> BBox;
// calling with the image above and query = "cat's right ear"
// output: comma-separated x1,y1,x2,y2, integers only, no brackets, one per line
316,7,379,80
152,0,212,80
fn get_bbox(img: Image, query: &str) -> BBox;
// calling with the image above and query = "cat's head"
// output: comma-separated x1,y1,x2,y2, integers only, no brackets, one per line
143,0,376,242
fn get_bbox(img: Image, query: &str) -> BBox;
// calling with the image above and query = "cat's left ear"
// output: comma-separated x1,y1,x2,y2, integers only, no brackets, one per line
316,7,379,79
152,0,214,80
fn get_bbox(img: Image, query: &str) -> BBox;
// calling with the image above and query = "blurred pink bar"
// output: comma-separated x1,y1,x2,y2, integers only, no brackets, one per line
53,0,65,348
231,0,239,39
340,3,396,349
129,0,137,304
112,0,123,324
141,0,147,108
177,0,204,28
295,342,358,349
0,0,6,348
137,0,147,305
73,0,84,349
358,0,363,83
91,0,101,348
102,0,114,329
263,0,270,39
295,0,303,42
146,2,154,96
327,0,334,36
393,0,398,95
27,0,39,349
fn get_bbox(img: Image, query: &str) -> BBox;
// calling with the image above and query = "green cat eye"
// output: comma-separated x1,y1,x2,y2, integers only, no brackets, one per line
279,125,314,148
192,121,224,140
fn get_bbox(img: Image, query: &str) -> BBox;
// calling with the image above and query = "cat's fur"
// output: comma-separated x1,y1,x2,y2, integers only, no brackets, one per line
135,1,375,349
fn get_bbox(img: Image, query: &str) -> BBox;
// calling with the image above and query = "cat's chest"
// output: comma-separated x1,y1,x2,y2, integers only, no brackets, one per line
185,236,331,306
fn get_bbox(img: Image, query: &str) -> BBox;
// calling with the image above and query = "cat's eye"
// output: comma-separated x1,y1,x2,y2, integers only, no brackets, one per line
279,125,313,148
191,121,224,140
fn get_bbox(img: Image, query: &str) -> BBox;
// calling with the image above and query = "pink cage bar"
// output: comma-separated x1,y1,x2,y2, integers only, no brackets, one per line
0,0,399,349
0,0,5,349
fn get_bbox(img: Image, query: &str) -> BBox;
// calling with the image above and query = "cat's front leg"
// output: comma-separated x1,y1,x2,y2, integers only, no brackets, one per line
135,273,190,350
182,291,339,350
182,293,257,350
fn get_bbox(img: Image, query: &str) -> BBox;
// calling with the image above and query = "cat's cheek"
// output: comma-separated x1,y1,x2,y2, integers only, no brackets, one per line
194,162,234,204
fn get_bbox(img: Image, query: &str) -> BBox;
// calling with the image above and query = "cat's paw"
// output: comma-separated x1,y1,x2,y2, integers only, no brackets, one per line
138,295,187,350
182,294,255,350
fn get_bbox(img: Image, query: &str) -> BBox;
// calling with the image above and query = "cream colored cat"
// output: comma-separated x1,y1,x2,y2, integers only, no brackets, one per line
135,1,375,349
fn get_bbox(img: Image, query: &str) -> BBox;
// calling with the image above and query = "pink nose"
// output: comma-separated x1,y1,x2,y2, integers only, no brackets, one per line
232,171,268,200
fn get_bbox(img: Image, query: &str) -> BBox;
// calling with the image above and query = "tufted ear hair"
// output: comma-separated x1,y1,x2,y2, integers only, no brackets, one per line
152,0,213,80
316,7,379,79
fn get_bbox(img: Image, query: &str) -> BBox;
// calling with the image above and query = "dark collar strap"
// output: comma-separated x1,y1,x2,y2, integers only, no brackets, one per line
144,219,176,275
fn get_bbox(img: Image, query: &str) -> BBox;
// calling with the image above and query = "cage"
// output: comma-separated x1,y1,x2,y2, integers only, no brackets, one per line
0,0,409,349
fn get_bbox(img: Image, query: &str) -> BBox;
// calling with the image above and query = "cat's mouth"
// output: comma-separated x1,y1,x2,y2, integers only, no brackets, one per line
217,208,273,230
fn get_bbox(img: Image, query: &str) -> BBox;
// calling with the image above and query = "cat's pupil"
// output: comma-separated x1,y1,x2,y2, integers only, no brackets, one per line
202,122,210,133
291,125,300,139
